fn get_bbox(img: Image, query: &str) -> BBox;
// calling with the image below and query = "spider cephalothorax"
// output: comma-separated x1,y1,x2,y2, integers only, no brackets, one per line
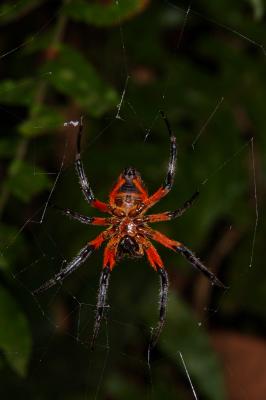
34,112,226,348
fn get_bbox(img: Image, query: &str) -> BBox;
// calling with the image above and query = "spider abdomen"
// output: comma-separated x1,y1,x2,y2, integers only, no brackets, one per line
117,235,143,259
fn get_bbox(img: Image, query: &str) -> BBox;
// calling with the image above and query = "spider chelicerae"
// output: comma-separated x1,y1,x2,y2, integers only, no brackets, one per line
34,111,226,348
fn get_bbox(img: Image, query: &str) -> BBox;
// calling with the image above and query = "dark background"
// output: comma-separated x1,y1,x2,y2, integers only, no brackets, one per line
0,1,265,399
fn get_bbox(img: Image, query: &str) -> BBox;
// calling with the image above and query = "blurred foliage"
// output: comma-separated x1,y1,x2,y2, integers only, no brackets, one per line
7,160,51,202
0,0,44,24
0,0,265,399
249,0,264,20
43,45,119,116
64,0,150,26
0,287,31,377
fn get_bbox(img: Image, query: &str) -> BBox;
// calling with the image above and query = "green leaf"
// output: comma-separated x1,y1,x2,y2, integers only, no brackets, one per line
43,45,118,116
7,160,51,202
0,287,31,376
249,0,264,20
0,138,18,158
19,105,63,137
64,0,149,27
0,79,35,106
0,0,43,24
106,373,146,399
0,224,27,271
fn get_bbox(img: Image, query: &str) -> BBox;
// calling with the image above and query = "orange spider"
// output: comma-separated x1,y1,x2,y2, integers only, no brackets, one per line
34,112,226,348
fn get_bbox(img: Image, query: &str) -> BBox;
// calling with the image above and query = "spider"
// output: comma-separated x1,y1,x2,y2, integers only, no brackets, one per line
34,111,226,348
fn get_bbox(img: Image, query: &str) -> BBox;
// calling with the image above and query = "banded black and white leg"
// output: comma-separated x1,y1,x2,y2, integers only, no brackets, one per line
146,190,200,223
33,243,95,294
91,266,111,349
147,229,227,289
160,110,177,192
143,111,177,210
177,245,228,288
150,268,169,348
33,230,112,295
51,204,111,226
75,118,110,213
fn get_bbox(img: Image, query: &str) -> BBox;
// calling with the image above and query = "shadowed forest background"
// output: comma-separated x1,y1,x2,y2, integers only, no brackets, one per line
0,1,266,399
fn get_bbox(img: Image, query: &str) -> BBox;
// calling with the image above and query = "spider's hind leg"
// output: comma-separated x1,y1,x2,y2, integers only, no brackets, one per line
91,266,111,349
145,242,169,348
150,267,169,349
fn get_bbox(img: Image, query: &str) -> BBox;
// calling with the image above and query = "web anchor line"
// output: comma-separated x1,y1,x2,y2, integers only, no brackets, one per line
249,137,258,268
178,351,199,400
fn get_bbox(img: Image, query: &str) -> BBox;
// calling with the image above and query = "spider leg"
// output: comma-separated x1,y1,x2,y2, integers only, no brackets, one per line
91,266,111,349
177,245,227,287
145,241,164,270
144,241,168,347
33,230,112,294
51,204,111,225
91,238,118,348
143,111,177,210
150,268,169,348
147,229,227,289
146,190,199,223
75,118,110,213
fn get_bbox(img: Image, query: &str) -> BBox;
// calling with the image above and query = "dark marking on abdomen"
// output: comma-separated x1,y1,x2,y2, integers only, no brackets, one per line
119,182,140,193
117,236,139,258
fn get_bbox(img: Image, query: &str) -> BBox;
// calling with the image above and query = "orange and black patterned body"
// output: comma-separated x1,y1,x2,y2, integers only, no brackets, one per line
109,167,148,211
107,167,149,262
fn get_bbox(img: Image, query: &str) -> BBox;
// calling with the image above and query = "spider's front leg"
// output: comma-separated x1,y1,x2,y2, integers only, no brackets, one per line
75,118,110,213
143,111,177,211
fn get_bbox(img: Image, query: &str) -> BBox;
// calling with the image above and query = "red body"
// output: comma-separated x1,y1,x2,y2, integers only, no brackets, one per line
89,167,180,271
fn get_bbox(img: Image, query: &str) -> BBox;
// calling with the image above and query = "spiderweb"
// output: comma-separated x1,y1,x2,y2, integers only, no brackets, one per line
0,1,264,399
